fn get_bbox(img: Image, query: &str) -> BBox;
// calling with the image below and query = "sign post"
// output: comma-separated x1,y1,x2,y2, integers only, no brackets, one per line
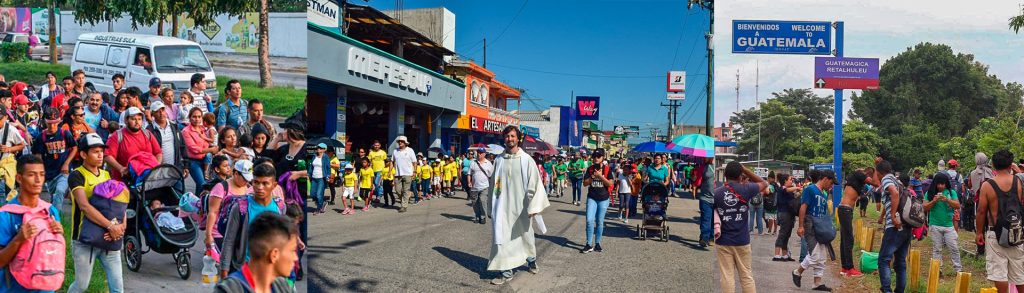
814,57,879,90
832,21,844,206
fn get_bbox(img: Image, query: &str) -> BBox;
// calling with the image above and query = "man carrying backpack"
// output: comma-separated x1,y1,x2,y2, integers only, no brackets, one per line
67,133,124,293
221,163,286,278
0,155,64,292
104,107,161,182
31,108,76,210
945,159,965,230
792,170,836,292
975,150,1024,293
876,160,914,293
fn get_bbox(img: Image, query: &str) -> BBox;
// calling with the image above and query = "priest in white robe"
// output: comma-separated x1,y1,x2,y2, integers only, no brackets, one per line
487,126,551,285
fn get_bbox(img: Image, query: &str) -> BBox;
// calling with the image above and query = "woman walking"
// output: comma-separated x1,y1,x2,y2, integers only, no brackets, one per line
581,149,612,253
381,159,397,207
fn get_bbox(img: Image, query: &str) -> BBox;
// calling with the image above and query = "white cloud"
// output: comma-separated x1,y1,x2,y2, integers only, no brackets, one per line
714,0,1024,124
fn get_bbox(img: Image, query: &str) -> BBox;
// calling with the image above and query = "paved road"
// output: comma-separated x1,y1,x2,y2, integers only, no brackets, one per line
122,114,306,292
712,226,839,292
58,51,308,89
307,189,713,292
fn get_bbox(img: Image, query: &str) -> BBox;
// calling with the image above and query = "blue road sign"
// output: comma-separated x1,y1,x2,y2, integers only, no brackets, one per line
732,20,832,55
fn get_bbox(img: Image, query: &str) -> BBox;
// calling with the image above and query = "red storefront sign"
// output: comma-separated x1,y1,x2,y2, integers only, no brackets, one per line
470,115,509,134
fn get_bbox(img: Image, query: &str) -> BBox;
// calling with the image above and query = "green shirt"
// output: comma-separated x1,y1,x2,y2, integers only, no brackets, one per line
570,159,587,176
543,161,553,175
924,189,958,227
554,163,568,180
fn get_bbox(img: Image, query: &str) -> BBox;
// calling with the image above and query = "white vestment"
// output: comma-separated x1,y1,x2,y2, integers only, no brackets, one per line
487,148,550,271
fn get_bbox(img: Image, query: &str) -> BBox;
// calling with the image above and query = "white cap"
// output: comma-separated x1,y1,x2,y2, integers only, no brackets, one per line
344,164,354,170
234,160,254,182
125,107,144,117
150,100,166,112
396,135,408,143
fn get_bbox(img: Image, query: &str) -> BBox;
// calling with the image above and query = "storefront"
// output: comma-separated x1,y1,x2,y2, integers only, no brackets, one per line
307,22,465,155
442,59,520,155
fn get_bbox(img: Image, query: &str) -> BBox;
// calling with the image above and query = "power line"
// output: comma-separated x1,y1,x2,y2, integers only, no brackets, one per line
468,0,530,56
669,9,698,70
489,62,708,79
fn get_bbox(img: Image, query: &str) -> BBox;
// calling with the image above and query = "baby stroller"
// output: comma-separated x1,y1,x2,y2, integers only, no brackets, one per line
635,182,670,241
123,164,198,280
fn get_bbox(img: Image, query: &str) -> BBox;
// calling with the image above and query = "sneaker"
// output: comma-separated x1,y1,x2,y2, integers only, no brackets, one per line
580,245,594,253
399,207,407,213
490,275,513,285
479,218,486,225
623,218,629,224
594,243,603,252
574,202,580,206
699,240,708,248
362,206,370,211
772,257,782,262
845,269,864,277
812,284,832,292
792,270,802,287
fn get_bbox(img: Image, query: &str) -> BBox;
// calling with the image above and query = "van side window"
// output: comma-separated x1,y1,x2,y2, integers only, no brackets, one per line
75,43,107,65
135,48,153,69
107,45,130,67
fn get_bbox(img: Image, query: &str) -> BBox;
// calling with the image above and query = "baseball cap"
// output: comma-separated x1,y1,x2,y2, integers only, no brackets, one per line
150,100,166,112
592,148,606,158
344,164,354,170
125,107,143,117
317,143,327,149
948,159,959,167
149,77,162,87
78,133,107,150
12,95,29,106
234,160,254,182
477,147,487,153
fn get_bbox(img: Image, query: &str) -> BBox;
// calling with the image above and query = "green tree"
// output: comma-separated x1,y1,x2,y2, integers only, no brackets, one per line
729,99,812,161
852,43,1023,139
771,88,834,133
1011,5,1024,33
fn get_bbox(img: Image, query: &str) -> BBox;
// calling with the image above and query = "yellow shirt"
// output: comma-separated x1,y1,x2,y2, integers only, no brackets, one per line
443,163,456,180
330,157,340,177
382,166,395,180
368,149,387,172
419,165,432,180
433,165,442,178
359,168,374,189
343,172,357,187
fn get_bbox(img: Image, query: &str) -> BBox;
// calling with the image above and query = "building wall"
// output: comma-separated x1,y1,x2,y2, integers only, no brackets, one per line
383,7,455,54
60,12,307,58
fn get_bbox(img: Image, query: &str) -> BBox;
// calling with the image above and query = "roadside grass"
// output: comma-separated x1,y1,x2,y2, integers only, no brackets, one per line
836,205,990,292
60,212,109,293
216,76,304,117
0,61,303,117
0,61,70,85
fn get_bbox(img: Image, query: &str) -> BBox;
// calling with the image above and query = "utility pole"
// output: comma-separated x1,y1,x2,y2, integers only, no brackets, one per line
661,100,682,138
688,0,714,136
483,38,487,68
735,69,740,115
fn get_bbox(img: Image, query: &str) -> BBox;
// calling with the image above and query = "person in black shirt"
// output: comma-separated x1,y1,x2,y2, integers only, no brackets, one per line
581,149,612,253
773,174,803,262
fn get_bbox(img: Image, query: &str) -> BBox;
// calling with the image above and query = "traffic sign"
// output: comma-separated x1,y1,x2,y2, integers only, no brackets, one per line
732,20,832,55
792,170,805,179
814,57,879,90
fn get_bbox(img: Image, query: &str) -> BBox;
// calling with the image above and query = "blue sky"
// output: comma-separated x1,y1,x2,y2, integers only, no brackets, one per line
367,0,711,133
717,0,1024,126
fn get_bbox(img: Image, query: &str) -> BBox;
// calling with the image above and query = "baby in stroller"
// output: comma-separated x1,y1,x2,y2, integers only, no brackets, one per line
151,199,186,232
643,183,669,221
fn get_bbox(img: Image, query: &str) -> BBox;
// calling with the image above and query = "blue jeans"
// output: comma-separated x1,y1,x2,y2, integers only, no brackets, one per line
748,204,764,234
570,177,583,202
420,180,431,198
373,171,383,196
699,200,714,242
187,159,206,195
68,241,124,293
310,177,326,211
585,197,610,245
46,173,69,209
879,227,912,293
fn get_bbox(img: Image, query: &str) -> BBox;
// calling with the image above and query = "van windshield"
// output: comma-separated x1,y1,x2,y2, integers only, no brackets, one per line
153,45,212,73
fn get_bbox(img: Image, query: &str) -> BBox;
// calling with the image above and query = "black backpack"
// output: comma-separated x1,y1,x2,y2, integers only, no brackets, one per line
989,178,1024,247
895,180,926,228
762,184,778,211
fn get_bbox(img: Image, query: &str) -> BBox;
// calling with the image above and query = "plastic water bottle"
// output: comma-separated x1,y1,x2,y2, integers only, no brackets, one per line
201,249,219,286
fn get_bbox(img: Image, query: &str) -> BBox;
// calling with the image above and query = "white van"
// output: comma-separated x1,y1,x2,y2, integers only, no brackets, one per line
70,32,218,101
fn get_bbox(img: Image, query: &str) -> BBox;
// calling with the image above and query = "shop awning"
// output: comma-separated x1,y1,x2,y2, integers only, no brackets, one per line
344,4,455,69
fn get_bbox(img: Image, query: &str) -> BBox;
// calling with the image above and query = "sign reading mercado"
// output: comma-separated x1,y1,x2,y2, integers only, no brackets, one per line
732,20,832,55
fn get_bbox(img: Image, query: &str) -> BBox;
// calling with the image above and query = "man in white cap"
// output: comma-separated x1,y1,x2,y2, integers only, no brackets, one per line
391,135,417,213
147,101,186,178
488,126,550,285
105,107,161,182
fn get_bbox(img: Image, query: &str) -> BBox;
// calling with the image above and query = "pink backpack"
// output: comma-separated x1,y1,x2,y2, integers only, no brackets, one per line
0,202,65,291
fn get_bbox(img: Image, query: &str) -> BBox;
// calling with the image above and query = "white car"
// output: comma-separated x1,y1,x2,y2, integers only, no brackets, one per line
1,33,63,61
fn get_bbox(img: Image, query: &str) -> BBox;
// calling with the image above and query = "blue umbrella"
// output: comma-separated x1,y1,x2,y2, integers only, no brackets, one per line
632,141,673,153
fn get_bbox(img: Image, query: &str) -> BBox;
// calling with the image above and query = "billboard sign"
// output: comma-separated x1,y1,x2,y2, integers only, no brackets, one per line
732,20,832,55
520,125,540,138
667,93,685,100
308,0,340,29
575,96,600,121
667,71,685,92
814,57,880,90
